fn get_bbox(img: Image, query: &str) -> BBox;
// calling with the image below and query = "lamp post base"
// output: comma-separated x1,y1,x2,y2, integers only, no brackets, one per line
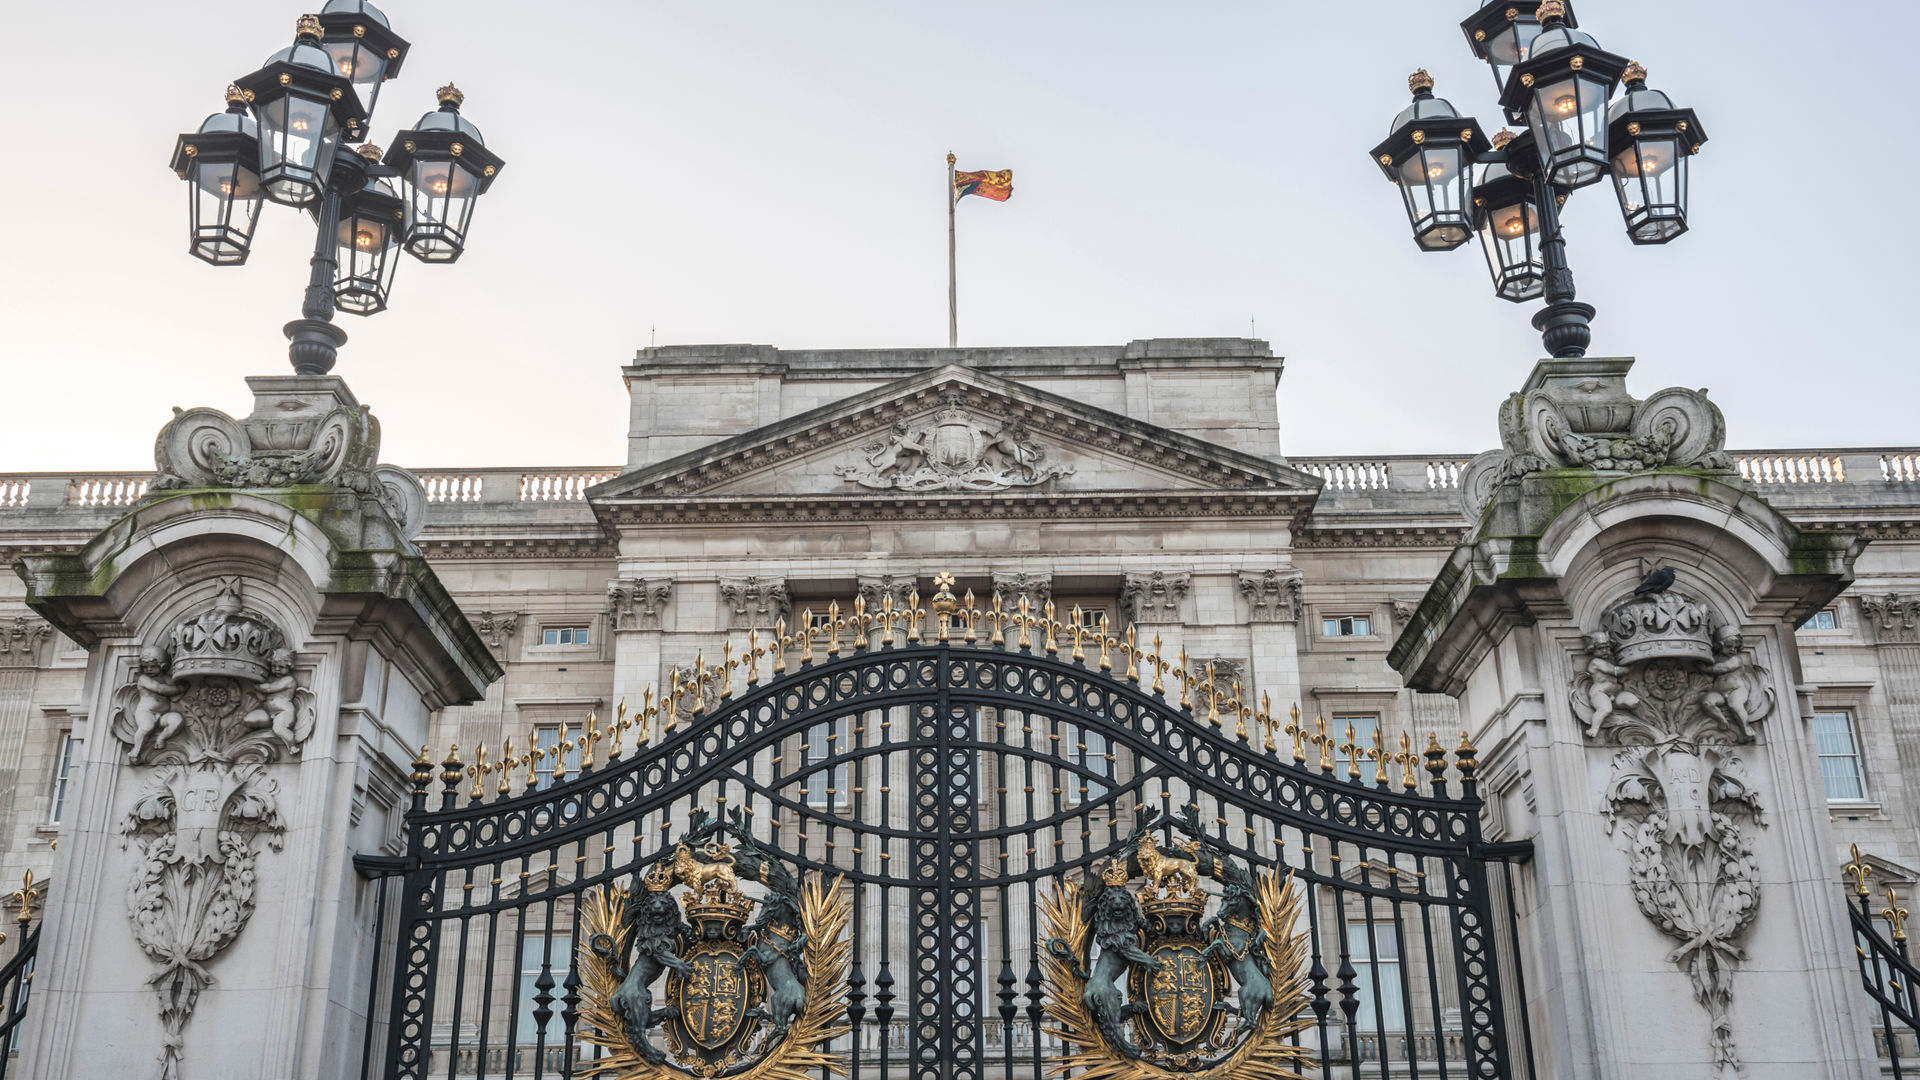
284,318,348,376
1532,300,1595,359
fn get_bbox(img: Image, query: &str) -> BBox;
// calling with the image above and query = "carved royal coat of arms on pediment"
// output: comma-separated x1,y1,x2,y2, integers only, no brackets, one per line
834,397,1073,492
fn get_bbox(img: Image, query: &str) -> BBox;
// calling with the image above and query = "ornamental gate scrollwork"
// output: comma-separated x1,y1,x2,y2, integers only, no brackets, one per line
358,585,1536,1080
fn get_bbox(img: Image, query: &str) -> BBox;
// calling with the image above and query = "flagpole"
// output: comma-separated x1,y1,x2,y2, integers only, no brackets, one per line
946,151,958,348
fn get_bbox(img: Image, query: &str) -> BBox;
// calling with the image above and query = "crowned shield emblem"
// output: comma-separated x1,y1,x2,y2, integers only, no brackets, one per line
1038,807,1316,1080
576,808,851,1080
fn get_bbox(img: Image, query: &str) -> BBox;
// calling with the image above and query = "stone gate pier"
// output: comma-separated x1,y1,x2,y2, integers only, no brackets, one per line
11,375,498,1080
1391,356,1878,1079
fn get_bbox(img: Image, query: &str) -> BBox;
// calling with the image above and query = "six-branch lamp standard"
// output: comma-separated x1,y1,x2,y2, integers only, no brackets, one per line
169,4,507,375
1371,0,1707,358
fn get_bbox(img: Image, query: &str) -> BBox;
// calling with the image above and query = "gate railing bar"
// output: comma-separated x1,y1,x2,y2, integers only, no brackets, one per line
1844,844,1920,1077
0,923,39,1080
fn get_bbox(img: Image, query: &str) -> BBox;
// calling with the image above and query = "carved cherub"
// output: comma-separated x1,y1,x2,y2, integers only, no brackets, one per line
1699,624,1765,739
126,648,186,764
244,649,311,752
1577,631,1639,738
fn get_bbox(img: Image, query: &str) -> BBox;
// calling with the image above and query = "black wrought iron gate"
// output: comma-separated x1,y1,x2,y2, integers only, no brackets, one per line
357,598,1536,1080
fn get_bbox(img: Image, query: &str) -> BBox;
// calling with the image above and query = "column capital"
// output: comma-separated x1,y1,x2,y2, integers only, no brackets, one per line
1235,569,1303,624
991,571,1052,609
1860,593,1920,645
1122,571,1190,625
608,577,674,631
719,575,789,630
0,615,53,667
858,574,918,612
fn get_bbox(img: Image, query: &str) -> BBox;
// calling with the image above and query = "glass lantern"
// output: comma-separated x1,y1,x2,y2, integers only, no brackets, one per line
316,0,410,126
384,84,507,263
233,15,367,207
170,86,265,265
1471,133,1547,302
1497,0,1627,190
333,148,405,315
1460,0,1580,105
1607,63,1706,244
1369,71,1489,253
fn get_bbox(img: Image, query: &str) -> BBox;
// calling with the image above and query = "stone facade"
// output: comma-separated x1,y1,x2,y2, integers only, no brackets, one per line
4,339,1920,1073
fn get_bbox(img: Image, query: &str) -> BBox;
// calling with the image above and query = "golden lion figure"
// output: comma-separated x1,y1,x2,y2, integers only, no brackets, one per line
674,840,740,900
1135,832,1201,896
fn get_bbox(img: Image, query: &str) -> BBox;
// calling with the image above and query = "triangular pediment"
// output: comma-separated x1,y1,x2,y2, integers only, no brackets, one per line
591,365,1319,503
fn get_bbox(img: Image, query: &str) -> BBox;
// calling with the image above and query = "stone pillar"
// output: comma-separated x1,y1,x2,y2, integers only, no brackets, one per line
609,576,674,730
1237,569,1303,718
11,376,498,1080
1391,358,1877,1079
1860,595,1920,832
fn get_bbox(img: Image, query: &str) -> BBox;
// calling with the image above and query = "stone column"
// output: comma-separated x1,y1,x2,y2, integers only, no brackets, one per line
0,617,53,834
609,576,674,732
1391,358,1877,1079
1860,595,1920,832
11,376,498,1080
1237,569,1304,720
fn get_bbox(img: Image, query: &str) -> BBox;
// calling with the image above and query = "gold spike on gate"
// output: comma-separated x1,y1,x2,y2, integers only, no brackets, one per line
498,737,515,795
469,743,489,800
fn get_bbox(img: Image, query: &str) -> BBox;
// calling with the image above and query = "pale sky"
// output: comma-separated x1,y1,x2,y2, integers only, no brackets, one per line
2,1,1914,472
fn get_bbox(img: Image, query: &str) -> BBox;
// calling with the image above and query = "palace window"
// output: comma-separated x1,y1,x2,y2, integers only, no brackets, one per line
49,732,76,825
514,932,572,1045
1800,609,1838,631
533,727,581,791
540,625,590,646
1068,727,1113,800
1813,711,1867,801
1323,615,1372,637
1333,714,1381,776
1347,922,1406,1031
802,718,851,807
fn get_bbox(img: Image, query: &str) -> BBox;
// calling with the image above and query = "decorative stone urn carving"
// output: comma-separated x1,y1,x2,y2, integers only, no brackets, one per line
106,579,316,1080
1571,585,1775,1077
835,397,1072,492
1458,358,1735,520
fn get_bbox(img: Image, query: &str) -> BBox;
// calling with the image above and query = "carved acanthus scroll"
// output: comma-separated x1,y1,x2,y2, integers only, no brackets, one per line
108,579,317,1080
1570,586,1775,1077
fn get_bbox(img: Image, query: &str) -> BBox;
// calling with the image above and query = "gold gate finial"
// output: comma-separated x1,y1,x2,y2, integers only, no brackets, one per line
1846,844,1875,896
1886,887,1911,942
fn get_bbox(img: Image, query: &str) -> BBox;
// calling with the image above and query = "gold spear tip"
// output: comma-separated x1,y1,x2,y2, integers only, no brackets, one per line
1408,69,1435,95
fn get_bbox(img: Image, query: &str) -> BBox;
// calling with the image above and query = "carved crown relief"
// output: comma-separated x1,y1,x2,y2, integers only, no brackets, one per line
1458,367,1734,521
1569,582,1775,1076
834,396,1072,492
107,578,318,1080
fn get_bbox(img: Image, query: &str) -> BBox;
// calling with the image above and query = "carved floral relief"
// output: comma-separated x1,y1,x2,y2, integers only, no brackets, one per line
107,579,316,1080
1570,587,1774,1078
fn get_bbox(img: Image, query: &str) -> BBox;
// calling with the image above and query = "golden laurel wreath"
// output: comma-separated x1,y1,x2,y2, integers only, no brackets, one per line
577,873,852,1080
1039,870,1315,1080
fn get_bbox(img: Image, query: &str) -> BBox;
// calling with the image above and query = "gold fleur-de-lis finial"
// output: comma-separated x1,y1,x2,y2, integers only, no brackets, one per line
12,870,41,927
1847,844,1875,897
499,737,515,795
1886,887,1911,942
468,743,490,800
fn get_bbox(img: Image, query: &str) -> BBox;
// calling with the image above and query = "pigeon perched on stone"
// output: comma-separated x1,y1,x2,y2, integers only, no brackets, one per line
1632,565,1676,596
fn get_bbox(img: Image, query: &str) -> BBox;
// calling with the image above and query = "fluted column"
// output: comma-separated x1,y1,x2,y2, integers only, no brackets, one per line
1861,595,1920,830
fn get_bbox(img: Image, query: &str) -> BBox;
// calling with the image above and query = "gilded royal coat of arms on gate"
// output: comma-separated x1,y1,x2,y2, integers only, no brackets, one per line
1041,809,1315,1080
577,809,850,1080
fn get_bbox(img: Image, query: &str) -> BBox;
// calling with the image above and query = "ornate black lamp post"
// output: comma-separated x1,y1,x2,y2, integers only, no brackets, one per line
169,3,506,375
1371,0,1706,358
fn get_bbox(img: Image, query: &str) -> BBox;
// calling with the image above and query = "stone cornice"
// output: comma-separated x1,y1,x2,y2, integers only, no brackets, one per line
596,489,1312,527
1295,524,1468,549
417,536,618,560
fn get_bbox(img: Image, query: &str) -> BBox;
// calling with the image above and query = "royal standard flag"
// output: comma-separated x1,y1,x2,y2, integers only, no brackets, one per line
953,168,1013,203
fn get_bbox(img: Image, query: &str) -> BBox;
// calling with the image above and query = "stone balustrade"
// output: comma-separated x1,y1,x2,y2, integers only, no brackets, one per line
1,454,1914,529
